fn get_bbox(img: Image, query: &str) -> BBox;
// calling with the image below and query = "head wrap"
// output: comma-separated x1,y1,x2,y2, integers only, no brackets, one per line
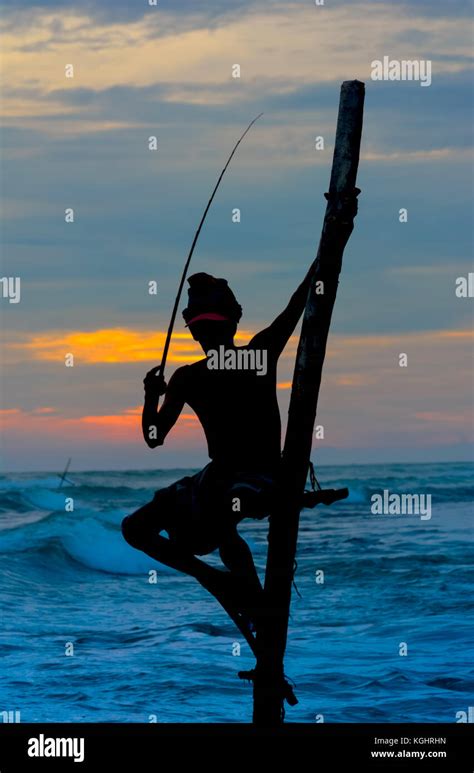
182,272,242,326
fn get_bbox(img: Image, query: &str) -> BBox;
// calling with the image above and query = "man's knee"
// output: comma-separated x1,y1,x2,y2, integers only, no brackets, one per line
121,495,168,549
121,512,146,549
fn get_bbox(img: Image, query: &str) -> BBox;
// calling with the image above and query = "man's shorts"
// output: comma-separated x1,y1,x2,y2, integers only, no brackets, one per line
154,461,278,556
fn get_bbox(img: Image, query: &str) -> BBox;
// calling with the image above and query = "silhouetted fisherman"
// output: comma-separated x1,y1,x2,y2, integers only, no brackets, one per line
122,193,357,626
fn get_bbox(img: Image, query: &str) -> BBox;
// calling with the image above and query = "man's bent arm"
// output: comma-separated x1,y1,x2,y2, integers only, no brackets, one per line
142,369,185,449
251,190,358,357
252,266,314,352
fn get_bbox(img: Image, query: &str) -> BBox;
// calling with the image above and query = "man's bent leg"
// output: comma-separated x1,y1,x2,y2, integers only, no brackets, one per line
122,503,252,618
219,530,264,621
219,530,262,589
122,502,220,584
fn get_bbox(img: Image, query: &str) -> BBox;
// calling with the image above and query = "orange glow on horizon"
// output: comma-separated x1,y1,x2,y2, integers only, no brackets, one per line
8,327,256,364
2,326,472,450
0,404,200,443
5,326,472,366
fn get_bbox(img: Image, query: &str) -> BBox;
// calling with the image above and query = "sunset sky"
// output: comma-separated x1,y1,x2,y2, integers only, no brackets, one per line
1,0,473,471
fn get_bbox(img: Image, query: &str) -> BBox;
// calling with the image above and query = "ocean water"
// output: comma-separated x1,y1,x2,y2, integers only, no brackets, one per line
0,462,472,723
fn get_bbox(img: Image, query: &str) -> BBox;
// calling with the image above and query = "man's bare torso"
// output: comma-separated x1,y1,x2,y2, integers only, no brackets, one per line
173,347,281,471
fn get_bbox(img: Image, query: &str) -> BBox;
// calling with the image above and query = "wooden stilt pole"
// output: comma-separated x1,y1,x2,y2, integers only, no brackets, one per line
252,80,365,725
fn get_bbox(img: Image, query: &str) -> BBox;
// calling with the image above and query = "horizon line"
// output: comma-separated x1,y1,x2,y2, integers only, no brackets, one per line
2,458,473,475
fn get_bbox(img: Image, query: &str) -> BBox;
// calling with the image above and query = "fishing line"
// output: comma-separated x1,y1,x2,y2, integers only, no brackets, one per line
159,113,264,378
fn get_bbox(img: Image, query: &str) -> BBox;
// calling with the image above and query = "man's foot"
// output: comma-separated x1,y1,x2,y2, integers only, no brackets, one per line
302,487,349,508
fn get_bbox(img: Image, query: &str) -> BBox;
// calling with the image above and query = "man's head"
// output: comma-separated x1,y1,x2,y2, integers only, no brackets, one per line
182,272,242,352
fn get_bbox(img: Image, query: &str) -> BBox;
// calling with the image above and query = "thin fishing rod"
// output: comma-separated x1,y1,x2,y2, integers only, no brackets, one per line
159,113,264,378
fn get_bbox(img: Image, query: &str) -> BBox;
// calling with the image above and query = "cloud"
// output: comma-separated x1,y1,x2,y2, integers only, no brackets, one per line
2,325,472,468
415,410,470,425
1,0,471,27
0,402,200,449
2,3,472,123
3,327,256,364
0,0,260,26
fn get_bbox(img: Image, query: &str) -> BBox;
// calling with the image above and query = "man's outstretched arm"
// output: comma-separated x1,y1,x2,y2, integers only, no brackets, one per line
249,265,314,357
251,189,359,357
142,366,186,448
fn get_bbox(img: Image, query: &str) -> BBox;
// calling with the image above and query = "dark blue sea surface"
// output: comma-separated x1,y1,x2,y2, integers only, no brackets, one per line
0,462,472,723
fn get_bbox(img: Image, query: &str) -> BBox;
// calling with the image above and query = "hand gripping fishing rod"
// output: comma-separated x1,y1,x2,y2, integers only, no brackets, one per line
158,113,263,379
